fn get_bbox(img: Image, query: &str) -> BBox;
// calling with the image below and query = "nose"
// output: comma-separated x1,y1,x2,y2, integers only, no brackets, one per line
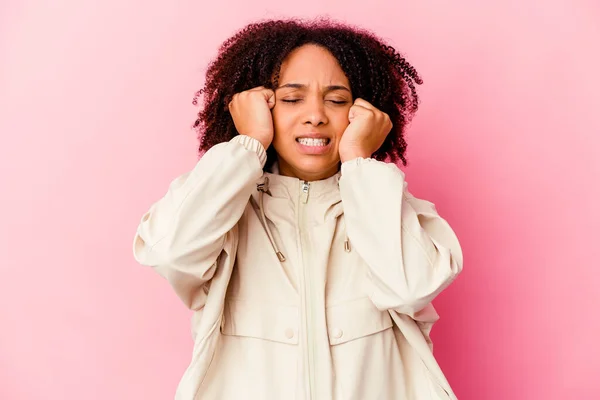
303,97,328,126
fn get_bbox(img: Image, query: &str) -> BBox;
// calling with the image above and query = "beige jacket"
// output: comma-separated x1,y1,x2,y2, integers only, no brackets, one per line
133,135,463,400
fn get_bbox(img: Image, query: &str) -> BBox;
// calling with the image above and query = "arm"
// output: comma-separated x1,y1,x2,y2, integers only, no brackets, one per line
133,135,266,310
339,157,463,316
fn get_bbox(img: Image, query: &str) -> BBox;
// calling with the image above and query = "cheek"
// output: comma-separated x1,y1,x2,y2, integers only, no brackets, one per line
272,109,294,133
332,110,351,139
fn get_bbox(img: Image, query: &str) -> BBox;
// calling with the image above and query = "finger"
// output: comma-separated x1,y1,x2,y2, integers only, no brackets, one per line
348,105,361,121
353,98,375,109
383,113,392,126
227,93,240,111
260,89,276,109
348,104,372,121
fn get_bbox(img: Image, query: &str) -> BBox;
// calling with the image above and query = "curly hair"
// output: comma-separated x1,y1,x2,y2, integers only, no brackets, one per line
192,17,423,168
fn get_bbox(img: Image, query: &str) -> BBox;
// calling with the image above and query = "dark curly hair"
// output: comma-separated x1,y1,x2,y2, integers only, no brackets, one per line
192,17,423,169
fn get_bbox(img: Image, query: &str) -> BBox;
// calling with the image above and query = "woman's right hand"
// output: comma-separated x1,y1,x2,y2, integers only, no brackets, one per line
228,86,276,150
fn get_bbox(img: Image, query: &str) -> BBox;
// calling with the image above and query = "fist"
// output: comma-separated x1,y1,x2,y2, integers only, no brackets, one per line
339,98,392,162
228,86,276,150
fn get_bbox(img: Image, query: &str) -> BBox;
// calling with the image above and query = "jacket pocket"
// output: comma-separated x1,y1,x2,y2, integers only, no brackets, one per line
326,297,393,345
221,299,299,345
199,300,299,398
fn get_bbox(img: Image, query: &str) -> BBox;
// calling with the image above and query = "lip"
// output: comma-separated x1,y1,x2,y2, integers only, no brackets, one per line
295,132,331,140
295,134,333,155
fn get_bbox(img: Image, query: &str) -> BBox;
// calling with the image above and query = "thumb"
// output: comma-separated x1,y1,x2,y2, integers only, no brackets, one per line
263,89,276,109
348,105,359,122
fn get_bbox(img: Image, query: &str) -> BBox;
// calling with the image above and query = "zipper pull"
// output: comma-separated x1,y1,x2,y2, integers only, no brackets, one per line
301,181,310,204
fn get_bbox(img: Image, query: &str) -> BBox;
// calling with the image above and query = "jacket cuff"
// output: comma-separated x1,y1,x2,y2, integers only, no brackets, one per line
230,135,267,168
340,157,374,173
341,157,406,179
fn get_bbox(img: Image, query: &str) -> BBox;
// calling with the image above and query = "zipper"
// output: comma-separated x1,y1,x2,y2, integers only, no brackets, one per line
301,181,310,204
298,180,316,399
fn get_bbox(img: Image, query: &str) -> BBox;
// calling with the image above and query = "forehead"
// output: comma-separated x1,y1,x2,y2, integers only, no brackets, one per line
278,44,349,86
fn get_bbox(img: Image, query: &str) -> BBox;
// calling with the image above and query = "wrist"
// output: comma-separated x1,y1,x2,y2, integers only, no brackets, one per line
230,135,268,167
245,133,271,151
340,150,371,163
257,138,272,150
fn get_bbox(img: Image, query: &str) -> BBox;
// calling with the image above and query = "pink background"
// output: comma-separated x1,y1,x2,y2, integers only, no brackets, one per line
1,0,599,399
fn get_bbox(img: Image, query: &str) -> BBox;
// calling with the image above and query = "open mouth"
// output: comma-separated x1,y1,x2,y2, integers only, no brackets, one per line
295,137,330,147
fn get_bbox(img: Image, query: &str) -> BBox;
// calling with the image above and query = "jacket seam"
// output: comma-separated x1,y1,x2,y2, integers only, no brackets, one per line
400,223,435,267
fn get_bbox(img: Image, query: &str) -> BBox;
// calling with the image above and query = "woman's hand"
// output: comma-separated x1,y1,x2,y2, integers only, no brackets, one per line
228,86,276,150
339,98,392,162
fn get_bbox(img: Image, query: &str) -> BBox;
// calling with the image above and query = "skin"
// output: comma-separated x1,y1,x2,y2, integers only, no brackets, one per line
228,44,392,181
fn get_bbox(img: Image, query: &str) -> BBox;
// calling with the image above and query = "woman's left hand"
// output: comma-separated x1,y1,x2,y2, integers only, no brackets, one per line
338,98,392,162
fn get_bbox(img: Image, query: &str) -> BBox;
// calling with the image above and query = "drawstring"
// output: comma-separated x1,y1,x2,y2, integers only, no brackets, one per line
256,176,352,261
257,177,286,262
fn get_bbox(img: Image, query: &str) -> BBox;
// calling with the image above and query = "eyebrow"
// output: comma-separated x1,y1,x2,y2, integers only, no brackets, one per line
276,83,351,93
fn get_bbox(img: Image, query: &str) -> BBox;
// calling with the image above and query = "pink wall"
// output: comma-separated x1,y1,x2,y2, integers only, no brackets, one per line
1,1,599,399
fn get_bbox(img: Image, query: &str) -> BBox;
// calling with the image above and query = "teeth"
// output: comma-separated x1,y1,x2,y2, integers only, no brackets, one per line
297,138,328,146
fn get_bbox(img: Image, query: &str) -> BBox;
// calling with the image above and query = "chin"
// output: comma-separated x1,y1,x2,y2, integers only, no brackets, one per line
293,158,340,177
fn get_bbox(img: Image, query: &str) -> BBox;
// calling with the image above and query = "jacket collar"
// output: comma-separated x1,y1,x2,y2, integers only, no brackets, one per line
263,161,342,201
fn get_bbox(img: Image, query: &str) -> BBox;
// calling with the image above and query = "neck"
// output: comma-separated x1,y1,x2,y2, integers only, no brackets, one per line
277,159,340,182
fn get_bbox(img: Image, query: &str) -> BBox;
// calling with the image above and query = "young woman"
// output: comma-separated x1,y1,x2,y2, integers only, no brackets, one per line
133,18,463,400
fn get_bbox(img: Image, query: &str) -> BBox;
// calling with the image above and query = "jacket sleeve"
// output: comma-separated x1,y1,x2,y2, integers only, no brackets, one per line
338,157,463,316
132,135,266,310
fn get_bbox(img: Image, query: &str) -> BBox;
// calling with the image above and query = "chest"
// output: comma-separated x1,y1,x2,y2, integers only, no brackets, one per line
227,201,371,306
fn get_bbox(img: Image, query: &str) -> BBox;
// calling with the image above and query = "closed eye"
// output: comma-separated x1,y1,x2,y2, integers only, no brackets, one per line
280,99,348,105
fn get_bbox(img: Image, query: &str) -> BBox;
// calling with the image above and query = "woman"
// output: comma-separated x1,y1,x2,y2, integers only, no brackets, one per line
133,18,463,400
